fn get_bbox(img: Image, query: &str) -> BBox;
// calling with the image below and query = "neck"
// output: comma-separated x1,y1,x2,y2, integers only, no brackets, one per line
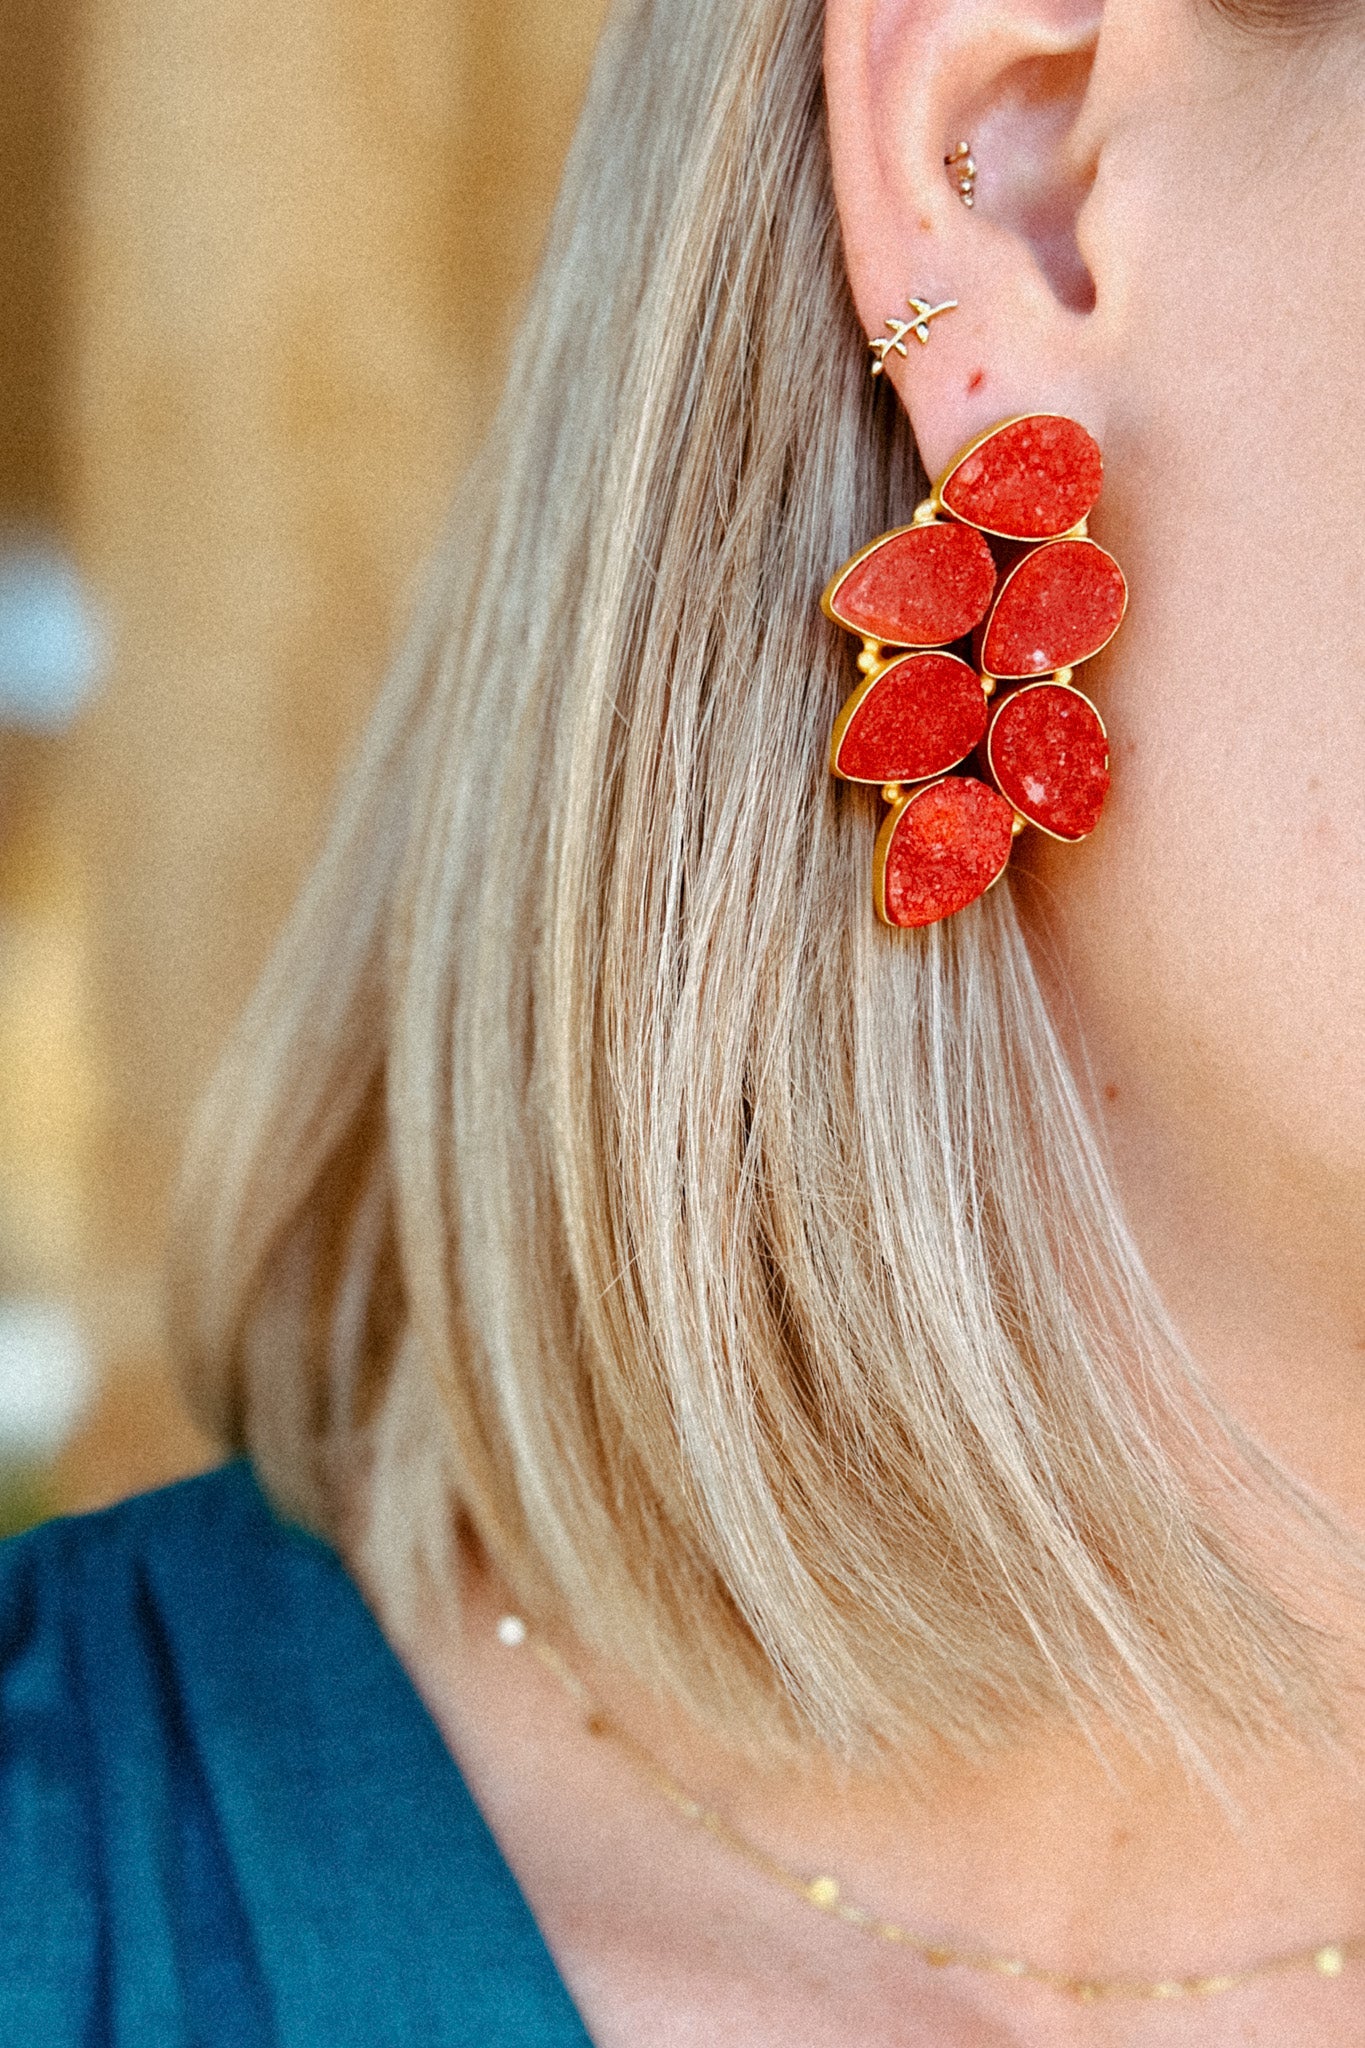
1024,880,1365,1537
1100,1084,1365,1525
398,1534,1365,2048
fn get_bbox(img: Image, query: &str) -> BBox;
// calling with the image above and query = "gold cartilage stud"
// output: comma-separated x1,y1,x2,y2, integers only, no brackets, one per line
945,140,977,208
869,296,958,377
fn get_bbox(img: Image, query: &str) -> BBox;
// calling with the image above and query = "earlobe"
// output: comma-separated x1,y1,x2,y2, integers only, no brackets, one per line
825,0,1107,473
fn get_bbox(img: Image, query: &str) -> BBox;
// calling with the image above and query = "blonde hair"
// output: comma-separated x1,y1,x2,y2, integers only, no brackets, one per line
172,0,1331,1762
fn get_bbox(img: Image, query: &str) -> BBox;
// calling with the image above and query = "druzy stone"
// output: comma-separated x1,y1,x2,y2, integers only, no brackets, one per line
979,539,1126,679
831,651,988,785
986,683,1110,841
938,415,1103,540
876,776,1015,928
823,522,997,647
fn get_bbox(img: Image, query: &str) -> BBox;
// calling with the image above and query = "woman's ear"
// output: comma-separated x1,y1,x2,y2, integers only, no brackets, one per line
825,0,1108,477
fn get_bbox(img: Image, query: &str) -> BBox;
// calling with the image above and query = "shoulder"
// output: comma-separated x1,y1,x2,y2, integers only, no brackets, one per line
0,1465,591,2047
0,1464,338,2041
0,1460,356,1833
0,1461,350,1718
0,1458,329,1648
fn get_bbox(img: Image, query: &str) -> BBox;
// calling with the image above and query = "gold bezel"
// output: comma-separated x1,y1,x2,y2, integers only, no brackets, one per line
977,537,1128,682
828,650,988,784
933,412,1103,543
983,678,1110,844
819,519,992,648
872,783,925,926
871,777,1014,928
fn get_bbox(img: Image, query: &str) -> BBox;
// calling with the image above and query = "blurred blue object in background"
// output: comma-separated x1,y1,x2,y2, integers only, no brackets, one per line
0,535,102,733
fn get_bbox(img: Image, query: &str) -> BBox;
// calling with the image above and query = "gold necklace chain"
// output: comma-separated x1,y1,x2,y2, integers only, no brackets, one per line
496,1613,1357,2005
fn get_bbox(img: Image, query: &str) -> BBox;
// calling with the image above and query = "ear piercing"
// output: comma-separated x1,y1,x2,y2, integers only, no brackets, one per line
865,146,976,379
868,296,958,377
945,141,976,208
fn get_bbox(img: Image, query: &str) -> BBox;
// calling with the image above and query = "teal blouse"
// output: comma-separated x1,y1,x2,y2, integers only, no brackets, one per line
0,1461,594,2045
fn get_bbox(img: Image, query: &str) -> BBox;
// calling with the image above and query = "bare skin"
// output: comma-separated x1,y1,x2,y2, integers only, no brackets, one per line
402,1549,1365,2046
391,0,1365,2039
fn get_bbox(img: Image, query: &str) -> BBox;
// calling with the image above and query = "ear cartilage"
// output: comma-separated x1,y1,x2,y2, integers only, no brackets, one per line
944,140,977,208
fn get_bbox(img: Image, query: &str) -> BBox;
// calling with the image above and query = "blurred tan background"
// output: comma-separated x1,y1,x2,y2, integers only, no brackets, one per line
0,0,608,1528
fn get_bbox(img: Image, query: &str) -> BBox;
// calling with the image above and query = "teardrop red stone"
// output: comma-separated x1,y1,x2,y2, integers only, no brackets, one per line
824,522,997,648
832,652,988,785
875,776,1015,928
979,539,1126,679
938,415,1103,540
986,683,1110,841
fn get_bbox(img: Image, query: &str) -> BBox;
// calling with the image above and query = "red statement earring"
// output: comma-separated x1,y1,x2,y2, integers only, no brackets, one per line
822,414,1126,928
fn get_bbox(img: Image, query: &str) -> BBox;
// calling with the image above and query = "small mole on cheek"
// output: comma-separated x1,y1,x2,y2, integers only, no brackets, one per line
967,368,986,394
918,216,933,234
1104,1083,1120,1103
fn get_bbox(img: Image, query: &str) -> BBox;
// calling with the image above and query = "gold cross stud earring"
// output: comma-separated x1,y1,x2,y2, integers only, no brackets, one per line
869,296,958,378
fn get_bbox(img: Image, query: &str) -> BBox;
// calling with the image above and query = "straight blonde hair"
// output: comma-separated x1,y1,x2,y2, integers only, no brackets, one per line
172,0,1334,1763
